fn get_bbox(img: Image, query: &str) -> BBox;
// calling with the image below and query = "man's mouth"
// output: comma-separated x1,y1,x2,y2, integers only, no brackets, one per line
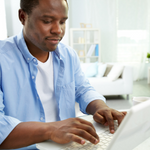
46,38,61,45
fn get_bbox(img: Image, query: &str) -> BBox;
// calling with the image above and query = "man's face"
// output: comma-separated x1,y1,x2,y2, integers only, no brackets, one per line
22,0,68,52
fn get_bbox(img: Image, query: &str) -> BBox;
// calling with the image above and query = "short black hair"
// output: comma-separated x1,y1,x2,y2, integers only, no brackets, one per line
20,0,68,15
20,0,39,15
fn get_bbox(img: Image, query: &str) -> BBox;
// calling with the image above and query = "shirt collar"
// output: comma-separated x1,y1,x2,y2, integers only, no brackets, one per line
54,46,61,59
16,31,36,63
16,30,62,62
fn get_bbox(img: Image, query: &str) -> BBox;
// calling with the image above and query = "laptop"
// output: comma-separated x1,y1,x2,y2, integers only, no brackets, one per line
36,100,150,150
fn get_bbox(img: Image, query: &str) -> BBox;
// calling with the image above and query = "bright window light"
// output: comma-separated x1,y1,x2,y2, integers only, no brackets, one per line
117,30,148,62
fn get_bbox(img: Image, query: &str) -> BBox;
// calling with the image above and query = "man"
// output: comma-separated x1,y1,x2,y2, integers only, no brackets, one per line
0,0,126,149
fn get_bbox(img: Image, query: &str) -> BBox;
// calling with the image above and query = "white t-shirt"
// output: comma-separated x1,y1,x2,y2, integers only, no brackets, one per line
36,52,58,122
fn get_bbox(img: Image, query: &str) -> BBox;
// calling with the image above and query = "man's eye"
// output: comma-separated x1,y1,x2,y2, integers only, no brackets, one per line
60,21,66,25
43,20,51,24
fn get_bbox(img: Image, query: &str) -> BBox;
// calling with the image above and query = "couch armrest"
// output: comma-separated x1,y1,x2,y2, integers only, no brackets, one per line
122,66,133,94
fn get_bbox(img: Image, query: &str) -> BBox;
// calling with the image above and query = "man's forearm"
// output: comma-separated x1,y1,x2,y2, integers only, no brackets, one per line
86,99,108,115
0,118,101,149
0,122,51,149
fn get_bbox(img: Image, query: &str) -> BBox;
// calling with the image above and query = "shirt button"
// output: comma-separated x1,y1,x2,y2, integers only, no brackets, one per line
32,76,35,79
27,58,30,61
40,117,43,121
33,59,36,62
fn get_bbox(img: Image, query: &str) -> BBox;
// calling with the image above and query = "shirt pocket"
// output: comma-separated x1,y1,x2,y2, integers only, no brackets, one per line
59,81,76,119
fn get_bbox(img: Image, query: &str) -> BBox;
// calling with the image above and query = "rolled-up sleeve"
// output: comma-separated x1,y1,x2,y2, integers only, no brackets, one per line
0,87,21,144
74,51,106,114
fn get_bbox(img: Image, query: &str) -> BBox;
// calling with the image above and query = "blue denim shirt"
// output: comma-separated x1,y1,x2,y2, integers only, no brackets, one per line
0,31,106,149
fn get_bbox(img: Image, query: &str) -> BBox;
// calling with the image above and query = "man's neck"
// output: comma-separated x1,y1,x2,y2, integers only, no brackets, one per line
24,36,49,62
33,52,49,63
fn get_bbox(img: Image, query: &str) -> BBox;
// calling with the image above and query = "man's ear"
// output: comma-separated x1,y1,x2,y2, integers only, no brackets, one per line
18,9,27,25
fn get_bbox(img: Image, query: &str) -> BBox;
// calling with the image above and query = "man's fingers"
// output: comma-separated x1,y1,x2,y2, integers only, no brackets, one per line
78,118,96,132
70,128,99,144
94,112,115,133
112,111,126,126
71,119,99,143
93,113,106,125
93,110,118,133
103,111,115,133
122,111,127,115
50,118,100,145
65,132,99,145
64,133,86,145
93,108,127,135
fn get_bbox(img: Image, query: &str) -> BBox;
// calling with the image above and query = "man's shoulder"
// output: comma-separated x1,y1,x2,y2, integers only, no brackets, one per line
58,42,73,50
58,42,77,56
0,36,17,54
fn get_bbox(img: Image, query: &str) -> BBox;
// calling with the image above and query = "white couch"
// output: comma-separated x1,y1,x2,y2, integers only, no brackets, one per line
81,63,133,99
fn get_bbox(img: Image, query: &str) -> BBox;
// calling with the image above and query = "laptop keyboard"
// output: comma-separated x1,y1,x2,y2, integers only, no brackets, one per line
61,121,118,150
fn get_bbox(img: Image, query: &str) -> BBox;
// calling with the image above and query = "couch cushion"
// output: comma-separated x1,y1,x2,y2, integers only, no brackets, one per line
96,63,107,77
88,77,124,95
104,64,113,76
107,64,124,81
84,62,98,77
80,63,91,73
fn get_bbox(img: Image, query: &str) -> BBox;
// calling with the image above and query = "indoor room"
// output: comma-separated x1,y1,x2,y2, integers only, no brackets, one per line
1,0,150,110
0,0,150,149
1,0,150,112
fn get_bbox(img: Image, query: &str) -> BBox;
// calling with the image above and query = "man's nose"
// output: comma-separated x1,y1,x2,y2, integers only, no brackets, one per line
50,23,62,35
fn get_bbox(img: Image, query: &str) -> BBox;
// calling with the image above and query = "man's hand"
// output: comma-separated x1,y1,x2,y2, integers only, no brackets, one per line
0,118,99,149
49,118,99,145
86,100,127,133
93,107,126,133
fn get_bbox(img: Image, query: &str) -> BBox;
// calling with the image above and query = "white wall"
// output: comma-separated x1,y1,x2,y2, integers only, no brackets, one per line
4,0,23,37
69,0,87,28
0,0,7,40
60,0,70,45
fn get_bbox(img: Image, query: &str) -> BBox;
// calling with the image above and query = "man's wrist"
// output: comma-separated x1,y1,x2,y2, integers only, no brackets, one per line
86,99,109,115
